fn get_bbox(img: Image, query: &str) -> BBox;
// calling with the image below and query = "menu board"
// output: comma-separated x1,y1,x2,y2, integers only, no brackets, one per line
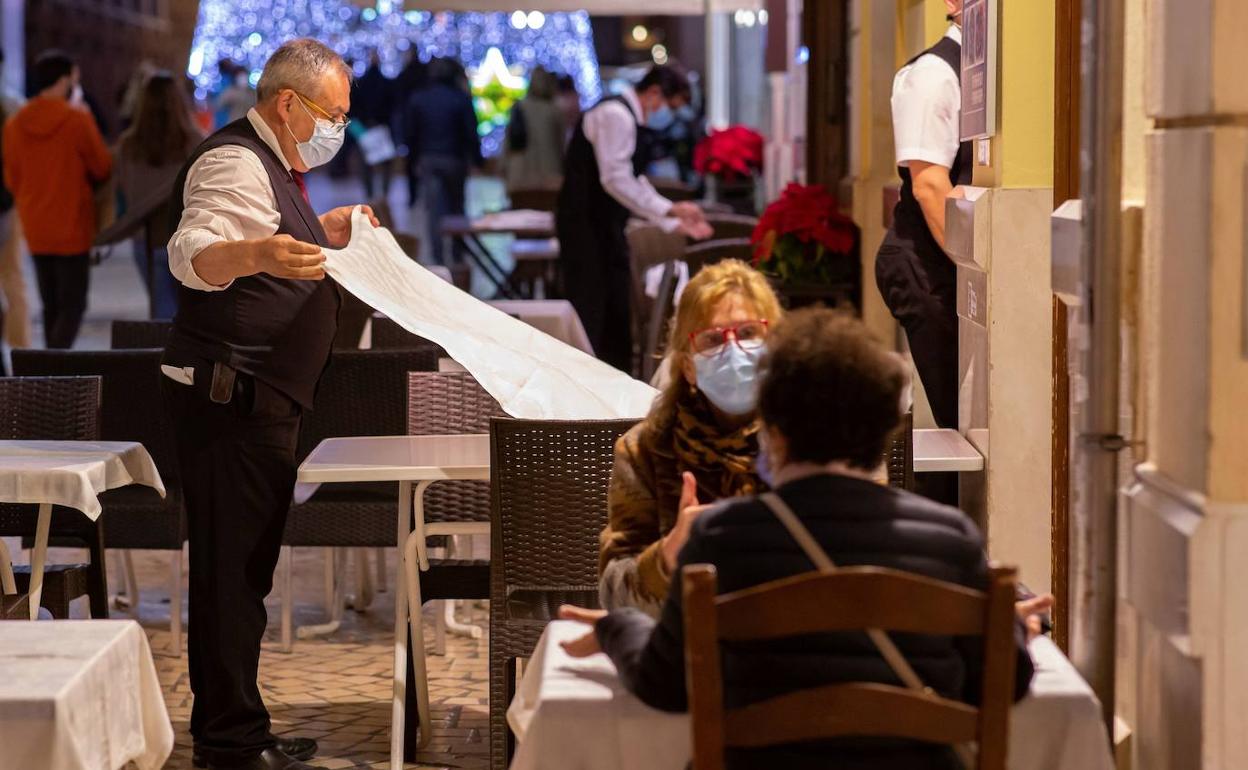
960,0,997,140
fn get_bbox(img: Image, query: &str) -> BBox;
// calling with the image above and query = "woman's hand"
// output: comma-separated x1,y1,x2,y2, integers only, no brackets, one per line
1015,593,1055,642
558,605,608,658
318,204,380,248
660,472,710,572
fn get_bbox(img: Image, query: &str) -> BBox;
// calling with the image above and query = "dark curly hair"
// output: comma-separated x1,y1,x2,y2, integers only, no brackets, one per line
758,308,908,470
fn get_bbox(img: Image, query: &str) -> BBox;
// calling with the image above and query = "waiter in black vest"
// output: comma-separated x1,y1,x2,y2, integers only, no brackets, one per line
557,65,712,372
875,0,970,433
162,39,376,770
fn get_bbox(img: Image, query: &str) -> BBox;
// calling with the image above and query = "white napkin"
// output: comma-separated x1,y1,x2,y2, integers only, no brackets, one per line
323,207,659,420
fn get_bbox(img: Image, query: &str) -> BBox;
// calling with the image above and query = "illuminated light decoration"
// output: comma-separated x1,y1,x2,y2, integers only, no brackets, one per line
651,44,668,65
733,9,756,28
795,45,810,65
510,10,527,29
247,32,262,46
631,24,648,43
758,9,769,25
188,1,601,156
470,47,528,139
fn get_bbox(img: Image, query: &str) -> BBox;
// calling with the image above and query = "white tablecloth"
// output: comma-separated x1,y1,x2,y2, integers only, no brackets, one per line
508,621,1115,770
0,620,174,770
0,441,166,519
488,300,595,355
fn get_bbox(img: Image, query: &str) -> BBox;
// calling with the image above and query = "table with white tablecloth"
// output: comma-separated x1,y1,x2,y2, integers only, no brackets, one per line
0,440,165,619
0,619,173,770
488,299,595,355
508,620,1116,770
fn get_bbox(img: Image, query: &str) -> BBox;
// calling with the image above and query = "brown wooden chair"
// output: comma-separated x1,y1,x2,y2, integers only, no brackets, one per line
682,563,1020,770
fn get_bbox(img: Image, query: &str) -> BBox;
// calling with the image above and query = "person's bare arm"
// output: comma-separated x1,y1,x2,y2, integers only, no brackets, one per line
190,235,326,286
909,159,954,250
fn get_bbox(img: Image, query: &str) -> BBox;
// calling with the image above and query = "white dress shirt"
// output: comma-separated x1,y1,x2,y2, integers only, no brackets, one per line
167,108,295,291
581,87,672,222
891,24,962,170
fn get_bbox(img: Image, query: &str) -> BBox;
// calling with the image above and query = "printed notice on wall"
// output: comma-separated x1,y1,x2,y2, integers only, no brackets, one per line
960,0,997,140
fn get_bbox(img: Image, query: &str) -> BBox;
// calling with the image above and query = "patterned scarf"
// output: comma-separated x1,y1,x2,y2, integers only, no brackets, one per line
671,388,763,501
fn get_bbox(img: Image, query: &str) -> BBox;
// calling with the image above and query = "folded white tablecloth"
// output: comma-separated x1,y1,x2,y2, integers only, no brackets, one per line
0,620,174,770
0,441,165,519
324,208,657,420
508,621,1115,770
488,299,594,355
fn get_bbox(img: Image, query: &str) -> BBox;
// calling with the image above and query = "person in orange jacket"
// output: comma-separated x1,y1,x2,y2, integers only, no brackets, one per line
3,49,111,348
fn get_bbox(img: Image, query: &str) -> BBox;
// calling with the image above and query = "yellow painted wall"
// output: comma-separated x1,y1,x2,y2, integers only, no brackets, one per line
995,0,1056,189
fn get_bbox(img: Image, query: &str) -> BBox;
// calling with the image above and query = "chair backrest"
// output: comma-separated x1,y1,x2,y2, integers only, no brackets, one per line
627,222,688,376
0,376,100,440
706,214,759,241
489,417,638,591
11,350,177,487
297,348,438,460
370,314,447,357
886,411,915,491
407,371,504,435
110,319,173,349
682,563,1019,770
684,238,755,275
507,185,561,213
650,177,698,201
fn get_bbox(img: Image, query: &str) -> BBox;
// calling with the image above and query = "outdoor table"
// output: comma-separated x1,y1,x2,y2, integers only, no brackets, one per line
441,211,556,299
508,620,1116,770
0,441,165,619
296,433,490,770
488,299,595,355
914,428,985,473
0,619,174,770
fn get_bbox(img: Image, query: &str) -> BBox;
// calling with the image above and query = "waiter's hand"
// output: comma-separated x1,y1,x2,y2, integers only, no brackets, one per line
670,201,714,241
319,204,380,249
254,235,326,280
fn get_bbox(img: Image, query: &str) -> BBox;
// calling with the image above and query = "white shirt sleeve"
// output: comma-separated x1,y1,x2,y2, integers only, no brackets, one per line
891,54,961,169
582,102,672,222
167,146,281,292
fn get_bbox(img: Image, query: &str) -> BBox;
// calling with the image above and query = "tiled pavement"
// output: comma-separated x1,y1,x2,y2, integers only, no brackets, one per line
88,545,490,770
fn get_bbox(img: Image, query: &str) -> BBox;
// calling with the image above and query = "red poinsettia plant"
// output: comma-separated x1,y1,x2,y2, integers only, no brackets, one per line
693,125,764,182
750,183,858,284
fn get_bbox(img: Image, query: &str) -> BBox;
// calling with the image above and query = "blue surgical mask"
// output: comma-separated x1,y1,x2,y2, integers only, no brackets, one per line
287,97,345,168
647,104,675,131
693,339,763,416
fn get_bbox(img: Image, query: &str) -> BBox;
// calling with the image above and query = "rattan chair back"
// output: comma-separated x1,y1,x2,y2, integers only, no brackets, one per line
110,319,172,349
887,411,915,491
370,314,447,357
684,238,755,275
0,376,100,441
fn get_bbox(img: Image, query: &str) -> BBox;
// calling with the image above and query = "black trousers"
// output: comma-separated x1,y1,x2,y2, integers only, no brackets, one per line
874,233,958,430
557,220,632,373
420,155,467,266
32,253,90,349
161,365,302,765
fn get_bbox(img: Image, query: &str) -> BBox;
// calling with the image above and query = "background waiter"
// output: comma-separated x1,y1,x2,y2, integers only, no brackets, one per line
875,0,969,434
557,65,712,373
162,39,375,770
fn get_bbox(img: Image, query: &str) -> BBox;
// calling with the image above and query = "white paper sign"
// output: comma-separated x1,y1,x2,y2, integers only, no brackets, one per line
323,207,659,420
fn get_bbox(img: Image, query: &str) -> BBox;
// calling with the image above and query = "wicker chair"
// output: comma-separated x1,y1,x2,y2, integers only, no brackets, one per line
370,314,447,358
488,416,639,769
110,319,172,349
11,350,185,636
280,348,439,648
0,376,104,618
626,222,687,379
705,213,759,241
887,411,916,491
683,238,755,275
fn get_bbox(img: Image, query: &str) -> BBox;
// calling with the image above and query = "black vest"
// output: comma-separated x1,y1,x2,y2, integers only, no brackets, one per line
556,95,653,256
166,118,340,410
891,35,973,258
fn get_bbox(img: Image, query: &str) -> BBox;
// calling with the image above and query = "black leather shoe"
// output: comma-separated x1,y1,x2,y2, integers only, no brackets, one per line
195,737,319,769
206,747,326,770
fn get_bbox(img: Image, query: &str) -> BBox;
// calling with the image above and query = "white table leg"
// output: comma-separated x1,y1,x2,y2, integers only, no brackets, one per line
0,537,16,595
403,529,433,754
390,480,413,770
27,503,51,619
123,550,140,618
374,547,387,593
298,549,345,639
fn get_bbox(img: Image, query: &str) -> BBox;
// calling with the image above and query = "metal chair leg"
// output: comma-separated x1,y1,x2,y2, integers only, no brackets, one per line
170,548,183,653
122,550,140,618
374,547,387,593
280,546,294,653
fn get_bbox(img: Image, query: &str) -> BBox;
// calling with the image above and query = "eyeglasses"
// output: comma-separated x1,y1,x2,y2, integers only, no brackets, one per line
689,320,769,356
294,91,351,134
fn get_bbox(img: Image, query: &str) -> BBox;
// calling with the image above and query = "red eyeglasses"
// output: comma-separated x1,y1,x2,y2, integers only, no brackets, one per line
689,320,769,356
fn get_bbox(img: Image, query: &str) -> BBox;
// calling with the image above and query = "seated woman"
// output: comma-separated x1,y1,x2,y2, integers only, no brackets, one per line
598,259,783,616
565,308,1041,770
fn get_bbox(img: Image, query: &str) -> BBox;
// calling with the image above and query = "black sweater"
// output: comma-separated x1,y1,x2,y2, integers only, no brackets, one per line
595,472,1035,770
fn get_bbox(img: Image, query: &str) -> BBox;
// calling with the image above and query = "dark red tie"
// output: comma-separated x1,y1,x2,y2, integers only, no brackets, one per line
291,170,310,205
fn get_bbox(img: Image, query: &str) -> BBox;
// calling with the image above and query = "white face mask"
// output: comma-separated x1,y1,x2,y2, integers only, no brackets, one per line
693,338,764,416
69,83,84,105
286,96,344,168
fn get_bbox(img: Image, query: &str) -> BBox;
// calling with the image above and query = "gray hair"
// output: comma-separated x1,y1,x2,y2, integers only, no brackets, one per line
256,38,352,102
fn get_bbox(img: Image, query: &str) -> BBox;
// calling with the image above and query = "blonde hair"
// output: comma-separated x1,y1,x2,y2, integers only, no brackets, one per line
646,259,783,435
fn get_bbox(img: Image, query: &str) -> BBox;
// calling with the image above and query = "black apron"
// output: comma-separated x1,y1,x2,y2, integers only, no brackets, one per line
556,95,655,373
875,35,972,431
